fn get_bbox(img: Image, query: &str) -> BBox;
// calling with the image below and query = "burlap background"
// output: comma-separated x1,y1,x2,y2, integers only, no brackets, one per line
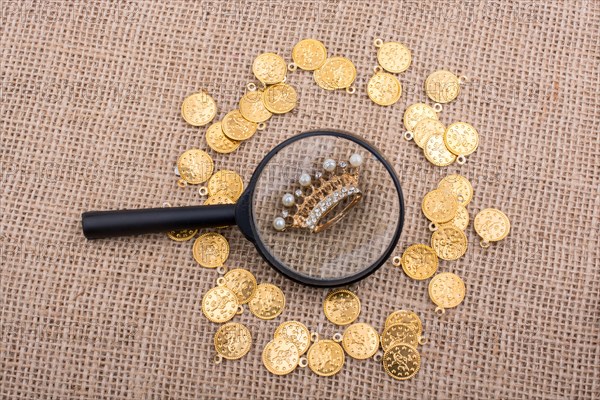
1,1,598,399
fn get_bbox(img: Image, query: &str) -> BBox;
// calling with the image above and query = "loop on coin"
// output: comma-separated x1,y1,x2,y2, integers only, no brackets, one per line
217,266,228,275
435,307,446,316
299,357,308,368
216,276,226,286
429,222,438,232
247,82,257,92
403,131,414,141
457,155,467,165
457,194,465,203
346,86,356,94
418,336,428,346
236,305,244,315
174,165,180,176
480,239,491,249
310,332,319,342
288,62,298,72
333,332,343,343
177,179,187,188
392,256,401,267
433,103,443,113
199,186,209,196
458,75,469,84
257,122,267,131
373,38,383,48
373,351,383,362
213,354,223,365
373,65,383,73
162,201,172,208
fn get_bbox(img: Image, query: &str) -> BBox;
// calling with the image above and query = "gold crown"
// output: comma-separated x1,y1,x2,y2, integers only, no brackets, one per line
273,154,364,233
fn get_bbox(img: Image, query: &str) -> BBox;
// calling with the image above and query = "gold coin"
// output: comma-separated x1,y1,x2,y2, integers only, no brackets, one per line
438,174,473,207
252,52,287,85
177,149,214,184
222,268,257,304
444,122,479,156
413,118,445,149
192,232,229,268
440,205,469,231
207,170,244,201
274,321,311,355
239,90,272,123
313,57,356,90
292,39,327,70
474,208,511,242
201,286,238,323
341,323,380,360
323,289,361,326
400,244,438,280
381,323,419,351
431,226,468,260
421,189,459,223
367,72,402,106
307,340,345,377
205,121,241,154
214,322,252,360
262,83,297,114
248,283,285,320
385,310,422,335
204,193,234,205
428,272,466,309
424,133,457,166
222,109,258,141
166,228,198,242
262,336,299,375
425,70,460,104
377,41,412,73
383,343,421,380
181,92,217,127
403,103,439,132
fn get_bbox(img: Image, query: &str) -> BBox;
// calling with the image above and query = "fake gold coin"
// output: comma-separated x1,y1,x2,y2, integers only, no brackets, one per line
413,118,446,149
207,170,244,201
214,322,252,360
177,149,214,185
248,283,285,320
252,52,287,85
193,232,229,268
428,272,466,309
307,340,345,377
474,208,511,242
221,268,257,304
204,193,234,205
425,70,460,104
444,122,479,156
292,39,327,70
205,121,241,154
400,244,438,280
262,336,299,375
367,72,402,106
381,323,419,350
274,321,311,355
166,228,198,242
239,90,272,123
201,286,238,323
222,109,258,141
440,205,469,231
181,92,217,126
262,83,298,114
403,103,439,132
421,189,459,223
385,310,423,336
438,174,473,207
431,226,468,260
313,57,356,90
383,343,421,380
341,323,380,360
424,133,457,166
377,41,412,73
323,289,361,326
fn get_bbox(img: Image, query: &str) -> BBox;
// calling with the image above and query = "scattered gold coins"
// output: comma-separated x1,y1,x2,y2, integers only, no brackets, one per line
383,343,421,380
193,232,229,268
307,339,345,376
431,225,468,260
181,91,217,127
380,309,425,380
428,272,466,315
166,228,198,242
205,121,241,154
214,322,252,360
262,83,298,114
222,109,258,141
274,321,311,355
314,56,357,91
403,103,439,132
341,323,380,360
252,52,287,85
412,118,445,149
398,244,438,280
220,268,257,304
323,289,361,326
207,170,244,201
262,336,300,375
368,38,410,106
248,283,286,320
425,70,462,104
202,286,239,323
177,149,214,185
474,208,511,247
291,39,327,71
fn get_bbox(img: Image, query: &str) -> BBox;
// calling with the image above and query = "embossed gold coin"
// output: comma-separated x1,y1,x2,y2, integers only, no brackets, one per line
377,41,412,73
341,323,380,360
239,90,272,123
262,336,299,375
205,121,241,154
177,149,214,185
400,244,438,280
421,189,459,223
222,109,258,141
166,228,198,242
214,322,252,360
292,39,327,70
248,283,285,320
193,232,229,268
181,92,217,127
444,122,479,156
201,286,238,323
425,70,460,104
313,57,356,90
474,208,511,242
274,321,311,355
431,226,468,260
222,268,257,304
252,52,287,85
323,289,361,326
385,310,423,336
440,205,469,231
367,72,402,106
207,170,244,201
204,193,235,205
403,103,439,132
262,83,297,114
381,323,419,350
438,174,473,207
307,340,345,377
428,272,466,310
412,118,445,149
424,133,457,166
383,343,421,380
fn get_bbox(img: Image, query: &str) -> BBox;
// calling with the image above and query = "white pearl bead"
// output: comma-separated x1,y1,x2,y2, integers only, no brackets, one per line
323,159,336,172
299,173,312,187
349,153,363,167
282,193,295,207
273,217,286,231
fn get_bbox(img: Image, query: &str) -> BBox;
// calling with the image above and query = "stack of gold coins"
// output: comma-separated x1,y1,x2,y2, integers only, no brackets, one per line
366,38,411,106
379,309,425,380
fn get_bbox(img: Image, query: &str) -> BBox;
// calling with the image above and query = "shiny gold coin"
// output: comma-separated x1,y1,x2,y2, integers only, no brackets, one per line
181,92,217,126
367,72,402,106
205,121,241,154
381,323,419,350
431,226,468,260
207,170,244,201
262,83,298,114
214,322,252,360
192,232,229,268
201,286,238,323
313,56,356,90
440,205,469,231
177,149,214,185
292,39,327,70
341,323,380,360
274,321,311,355
239,90,272,123
248,283,285,320
421,189,459,223
204,193,235,205
307,340,345,377
428,272,466,310
424,133,457,166
166,228,198,242
222,268,257,304
262,336,299,375
252,52,287,85
222,109,258,141
323,289,361,326
403,103,439,132
383,343,421,380
413,118,445,149
377,41,412,73
474,208,511,242
438,174,473,207
425,70,460,104
385,310,423,336
400,244,438,280
444,122,479,156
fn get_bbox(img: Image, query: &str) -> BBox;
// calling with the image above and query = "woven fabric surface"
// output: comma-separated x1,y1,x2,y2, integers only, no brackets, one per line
1,1,599,399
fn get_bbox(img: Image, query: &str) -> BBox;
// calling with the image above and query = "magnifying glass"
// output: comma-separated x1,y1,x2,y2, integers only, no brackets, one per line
82,129,404,287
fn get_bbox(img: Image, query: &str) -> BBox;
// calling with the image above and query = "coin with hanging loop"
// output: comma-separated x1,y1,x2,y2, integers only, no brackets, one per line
438,174,473,207
323,289,361,326
421,189,459,224
412,118,446,149
431,225,468,260
274,321,311,356
220,268,257,304
239,90,272,123
474,208,511,246
248,283,285,320
341,323,380,360
313,57,356,90
292,39,328,70
425,70,461,104
403,103,439,132
214,322,252,360
177,149,214,185
375,40,412,73
424,133,457,166
428,272,466,314
205,121,241,154
262,83,298,114
383,343,421,380
367,69,402,106
207,170,244,201
201,286,239,323
385,310,423,336
252,52,287,85
307,339,345,376
262,336,300,375
181,92,217,126
444,122,479,160
193,232,229,268
400,244,439,280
